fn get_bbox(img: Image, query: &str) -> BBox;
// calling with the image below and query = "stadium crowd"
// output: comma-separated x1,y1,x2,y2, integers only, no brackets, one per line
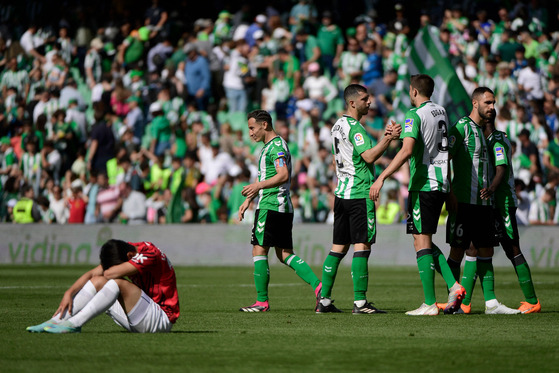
0,0,558,225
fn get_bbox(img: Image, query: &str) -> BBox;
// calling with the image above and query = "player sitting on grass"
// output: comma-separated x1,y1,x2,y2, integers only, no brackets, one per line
26,239,179,333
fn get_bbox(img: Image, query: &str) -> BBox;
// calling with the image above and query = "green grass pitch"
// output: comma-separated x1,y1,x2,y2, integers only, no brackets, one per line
1,264,558,372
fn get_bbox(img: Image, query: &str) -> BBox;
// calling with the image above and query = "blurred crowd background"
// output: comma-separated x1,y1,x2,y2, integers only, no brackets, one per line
0,0,558,226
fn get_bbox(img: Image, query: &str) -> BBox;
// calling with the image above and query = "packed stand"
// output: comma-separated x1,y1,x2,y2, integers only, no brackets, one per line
0,1,558,226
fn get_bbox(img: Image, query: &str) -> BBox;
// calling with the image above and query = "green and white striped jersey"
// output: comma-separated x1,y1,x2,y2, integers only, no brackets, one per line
402,101,450,193
448,116,491,206
331,115,374,199
0,69,29,95
505,119,532,142
338,51,366,87
256,135,293,213
476,74,498,93
487,130,518,208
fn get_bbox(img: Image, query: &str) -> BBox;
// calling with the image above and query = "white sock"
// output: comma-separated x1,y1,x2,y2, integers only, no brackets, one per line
486,299,499,308
320,298,332,306
51,280,97,323
68,280,120,327
354,300,366,307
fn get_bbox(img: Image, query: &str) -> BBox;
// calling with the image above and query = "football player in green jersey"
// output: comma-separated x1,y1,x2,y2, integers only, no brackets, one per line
316,84,401,314
238,110,322,312
478,117,540,313
445,87,520,314
370,74,466,315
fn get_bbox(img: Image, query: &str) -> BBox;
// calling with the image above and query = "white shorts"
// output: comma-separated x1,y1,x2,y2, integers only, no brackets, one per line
106,290,173,333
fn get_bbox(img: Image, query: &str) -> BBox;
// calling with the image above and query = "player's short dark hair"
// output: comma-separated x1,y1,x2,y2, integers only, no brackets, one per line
472,86,494,101
247,109,273,127
99,239,136,270
410,74,434,98
343,84,368,104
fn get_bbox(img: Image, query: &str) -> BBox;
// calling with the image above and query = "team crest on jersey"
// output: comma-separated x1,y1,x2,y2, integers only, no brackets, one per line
354,133,365,146
449,135,456,148
495,147,504,161
404,118,413,133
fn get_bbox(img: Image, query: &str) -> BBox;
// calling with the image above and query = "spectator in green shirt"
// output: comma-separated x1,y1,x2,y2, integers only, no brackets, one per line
294,26,321,73
317,11,344,78
148,101,171,156
497,30,521,63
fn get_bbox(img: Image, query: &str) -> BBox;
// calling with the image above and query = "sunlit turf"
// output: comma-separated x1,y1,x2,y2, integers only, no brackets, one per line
1,265,558,372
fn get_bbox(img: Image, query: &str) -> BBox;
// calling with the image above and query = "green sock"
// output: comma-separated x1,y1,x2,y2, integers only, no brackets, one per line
286,254,321,290
321,252,345,298
447,257,462,282
352,251,370,302
512,254,538,304
253,256,269,302
416,249,436,305
432,244,458,289
461,256,477,306
477,257,496,302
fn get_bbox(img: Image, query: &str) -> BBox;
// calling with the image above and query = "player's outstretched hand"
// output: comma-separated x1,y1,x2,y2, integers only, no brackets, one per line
241,183,260,200
369,179,383,201
480,187,493,200
238,199,250,221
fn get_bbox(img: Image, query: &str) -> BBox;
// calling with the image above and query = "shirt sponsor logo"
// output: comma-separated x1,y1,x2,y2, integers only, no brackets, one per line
405,118,413,133
430,158,448,165
495,147,504,161
354,133,365,146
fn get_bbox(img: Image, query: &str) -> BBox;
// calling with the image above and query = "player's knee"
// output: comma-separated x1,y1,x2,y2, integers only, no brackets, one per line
450,246,465,262
113,278,139,296
478,246,494,257
278,249,293,263
501,242,521,260
90,275,109,291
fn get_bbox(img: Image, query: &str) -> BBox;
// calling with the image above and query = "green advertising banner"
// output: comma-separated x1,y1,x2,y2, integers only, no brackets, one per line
0,224,557,267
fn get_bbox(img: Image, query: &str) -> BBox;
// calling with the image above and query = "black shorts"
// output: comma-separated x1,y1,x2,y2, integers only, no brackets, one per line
333,197,376,245
446,203,496,249
251,209,293,248
494,205,520,247
406,191,447,235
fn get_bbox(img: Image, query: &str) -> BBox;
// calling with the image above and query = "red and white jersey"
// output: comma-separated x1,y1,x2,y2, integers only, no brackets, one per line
127,241,180,323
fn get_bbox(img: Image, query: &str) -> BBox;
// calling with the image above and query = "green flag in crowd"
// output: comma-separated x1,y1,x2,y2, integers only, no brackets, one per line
166,170,186,223
393,26,471,126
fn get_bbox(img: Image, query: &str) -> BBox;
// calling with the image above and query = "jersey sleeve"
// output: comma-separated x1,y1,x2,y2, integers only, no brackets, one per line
269,141,288,169
401,111,421,140
128,242,158,273
491,140,508,167
448,122,465,158
349,124,373,155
